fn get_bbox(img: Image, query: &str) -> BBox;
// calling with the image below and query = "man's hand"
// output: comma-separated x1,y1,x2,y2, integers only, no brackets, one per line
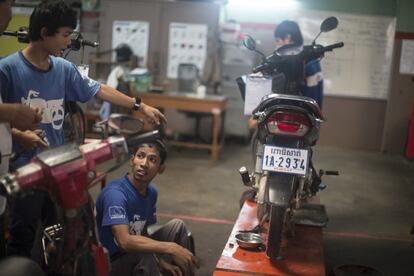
14,129,48,150
96,85,167,126
169,243,199,276
159,258,182,276
140,103,167,125
110,224,198,275
10,104,42,131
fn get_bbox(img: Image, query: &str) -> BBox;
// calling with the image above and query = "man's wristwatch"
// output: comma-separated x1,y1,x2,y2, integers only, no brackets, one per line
132,96,142,111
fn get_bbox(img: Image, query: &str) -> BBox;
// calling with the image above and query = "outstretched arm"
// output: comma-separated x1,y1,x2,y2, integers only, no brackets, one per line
96,84,166,125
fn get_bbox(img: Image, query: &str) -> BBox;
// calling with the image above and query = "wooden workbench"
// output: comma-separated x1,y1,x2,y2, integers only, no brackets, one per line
214,201,325,276
136,92,227,162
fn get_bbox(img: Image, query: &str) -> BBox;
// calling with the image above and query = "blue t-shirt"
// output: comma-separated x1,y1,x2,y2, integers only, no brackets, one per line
95,175,157,256
0,51,100,169
304,59,323,109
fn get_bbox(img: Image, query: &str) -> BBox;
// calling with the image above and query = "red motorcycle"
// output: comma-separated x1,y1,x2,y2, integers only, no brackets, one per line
0,114,162,276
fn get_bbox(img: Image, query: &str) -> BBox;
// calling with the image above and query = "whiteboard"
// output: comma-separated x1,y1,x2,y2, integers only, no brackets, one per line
295,10,396,100
238,10,396,100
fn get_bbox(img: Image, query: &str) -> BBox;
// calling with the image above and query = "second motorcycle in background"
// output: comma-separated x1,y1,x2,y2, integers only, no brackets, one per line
237,17,344,259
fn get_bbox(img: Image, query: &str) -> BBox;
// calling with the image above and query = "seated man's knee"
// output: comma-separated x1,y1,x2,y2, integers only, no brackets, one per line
167,219,195,255
169,218,184,227
167,219,188,232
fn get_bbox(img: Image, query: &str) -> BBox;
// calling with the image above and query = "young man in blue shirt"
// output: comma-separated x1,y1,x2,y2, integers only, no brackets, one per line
96,141,198,276
0,0,43,175
0,0,166,257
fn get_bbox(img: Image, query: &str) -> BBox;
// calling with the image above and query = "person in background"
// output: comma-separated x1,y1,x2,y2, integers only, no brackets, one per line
274,20,324,108
96,140,198,276
0,0,166,257
247,19,324,131
0,0,42,175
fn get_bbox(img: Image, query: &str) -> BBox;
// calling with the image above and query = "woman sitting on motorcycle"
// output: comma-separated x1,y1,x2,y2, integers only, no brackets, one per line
274,20,324,108
247,19,324,131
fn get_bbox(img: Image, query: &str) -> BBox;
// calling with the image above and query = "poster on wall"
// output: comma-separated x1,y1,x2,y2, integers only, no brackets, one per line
167,22,208,79
112,20,149,66
400,40,414,75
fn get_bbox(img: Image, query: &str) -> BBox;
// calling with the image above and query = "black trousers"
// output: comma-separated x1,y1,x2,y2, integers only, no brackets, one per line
6,190,56,258
110,219,194,276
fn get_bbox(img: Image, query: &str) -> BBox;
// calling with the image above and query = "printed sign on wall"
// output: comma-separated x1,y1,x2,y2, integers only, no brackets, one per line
112,20,149,66
167,22,208,79
400,40,414,75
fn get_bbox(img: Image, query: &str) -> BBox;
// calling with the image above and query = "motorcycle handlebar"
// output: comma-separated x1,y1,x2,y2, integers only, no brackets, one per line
80,39,99,48
126,130,162,149
2,31,15,36
252,42,344,74
323,42,344,52
2,29,100,49
253,62,271,73
306,42,344,61
70,38,99,50
2,30,30,43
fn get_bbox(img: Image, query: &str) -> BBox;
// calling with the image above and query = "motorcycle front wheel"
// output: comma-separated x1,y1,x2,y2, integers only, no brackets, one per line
266,204,287,259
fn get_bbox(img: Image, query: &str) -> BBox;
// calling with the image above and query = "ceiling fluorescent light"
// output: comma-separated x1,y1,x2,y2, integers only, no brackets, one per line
227,0,299,9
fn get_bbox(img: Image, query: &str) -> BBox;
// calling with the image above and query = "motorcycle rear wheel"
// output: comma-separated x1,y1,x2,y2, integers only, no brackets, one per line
266,204,287,259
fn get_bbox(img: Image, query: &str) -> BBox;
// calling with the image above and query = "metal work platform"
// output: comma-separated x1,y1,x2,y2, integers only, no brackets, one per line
214,200,325,275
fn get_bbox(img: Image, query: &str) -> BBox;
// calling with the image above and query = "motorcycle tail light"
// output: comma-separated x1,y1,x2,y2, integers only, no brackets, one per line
266,111,311,137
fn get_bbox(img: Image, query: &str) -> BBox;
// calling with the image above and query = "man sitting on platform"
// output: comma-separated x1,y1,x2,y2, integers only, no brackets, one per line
95,140,199,276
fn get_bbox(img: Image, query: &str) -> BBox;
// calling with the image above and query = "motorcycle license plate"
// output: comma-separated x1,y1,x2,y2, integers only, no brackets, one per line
262,145,309,175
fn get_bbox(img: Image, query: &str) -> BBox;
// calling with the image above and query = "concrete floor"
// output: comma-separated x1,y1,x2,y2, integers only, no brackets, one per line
93,141,414,276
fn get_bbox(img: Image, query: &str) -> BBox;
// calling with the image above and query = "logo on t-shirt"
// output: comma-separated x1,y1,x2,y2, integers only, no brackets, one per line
109,206,126,219
129,214,146,235
21,90,64,130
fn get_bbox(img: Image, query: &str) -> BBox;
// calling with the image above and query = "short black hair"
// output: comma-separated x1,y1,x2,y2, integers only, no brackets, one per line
274,20,303,46
133,140,168,165
28,0,77,41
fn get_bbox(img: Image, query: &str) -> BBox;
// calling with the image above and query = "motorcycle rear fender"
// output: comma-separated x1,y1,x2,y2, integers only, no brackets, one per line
267,172,296,207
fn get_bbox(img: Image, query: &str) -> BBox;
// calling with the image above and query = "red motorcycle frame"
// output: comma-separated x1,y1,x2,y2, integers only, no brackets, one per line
0,115,160,276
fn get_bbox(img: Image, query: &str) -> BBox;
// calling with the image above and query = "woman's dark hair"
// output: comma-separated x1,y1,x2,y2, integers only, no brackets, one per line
274,20,303,46
28,0,77,41
133,140,168,165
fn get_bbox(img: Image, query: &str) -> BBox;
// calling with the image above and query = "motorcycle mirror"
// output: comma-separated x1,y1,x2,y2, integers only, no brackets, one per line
242,34,257,51
312,17,339,45
108,113,144,135
242,34,266,59
320,16,338,33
